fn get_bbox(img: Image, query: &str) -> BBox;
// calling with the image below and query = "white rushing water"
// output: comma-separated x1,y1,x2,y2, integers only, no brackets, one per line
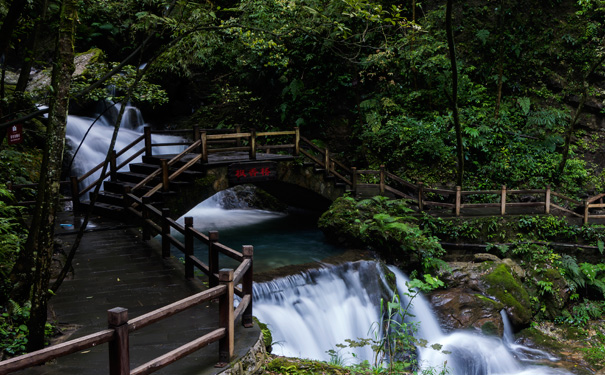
66,102,184,197
254,261,573,375
176,190,286,231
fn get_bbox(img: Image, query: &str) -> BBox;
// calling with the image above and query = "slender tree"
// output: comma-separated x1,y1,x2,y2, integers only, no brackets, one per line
5,0,77,350
446,0,464,186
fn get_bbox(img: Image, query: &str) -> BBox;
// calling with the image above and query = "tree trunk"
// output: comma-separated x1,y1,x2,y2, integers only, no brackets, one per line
16,0,50,93
494,0,505,119
12,0,76,351
0,0,28,58
446,0,464,186
557,52,605,180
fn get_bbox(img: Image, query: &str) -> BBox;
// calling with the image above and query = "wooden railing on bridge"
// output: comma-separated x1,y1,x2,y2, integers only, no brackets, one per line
5,127,605,225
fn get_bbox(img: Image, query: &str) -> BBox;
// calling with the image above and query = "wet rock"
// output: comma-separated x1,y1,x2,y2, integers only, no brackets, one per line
431,256,531,335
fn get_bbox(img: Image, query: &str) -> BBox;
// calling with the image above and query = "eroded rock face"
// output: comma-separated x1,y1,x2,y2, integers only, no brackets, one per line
429,254,531,336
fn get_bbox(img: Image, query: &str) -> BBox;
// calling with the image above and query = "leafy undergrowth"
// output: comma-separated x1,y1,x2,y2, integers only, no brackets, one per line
262,355,356,375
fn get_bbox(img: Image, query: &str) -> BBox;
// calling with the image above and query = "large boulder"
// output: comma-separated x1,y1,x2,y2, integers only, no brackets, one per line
429,254,532,336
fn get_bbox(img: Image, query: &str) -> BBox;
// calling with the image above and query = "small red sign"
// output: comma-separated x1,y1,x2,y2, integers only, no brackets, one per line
7,124,23,145
228,162,277,184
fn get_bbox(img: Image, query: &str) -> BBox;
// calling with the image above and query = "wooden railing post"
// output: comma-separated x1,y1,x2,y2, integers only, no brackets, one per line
209,231,219,288
217,269,235,366
161,208,171,258
418,182,425,211
144,126,152,157
501,185,507,216
201,131,208,163
142,196,151,241
193,126,201,154
455,186,461,217
122,186,131,210
242,245,254,328
236,125,242,147
110,149,117,181
545,185,551,214
108,307,129,375
70,176,80,212
161,159,169,192
379,165,385,195
294,127,300,156
351,167,358,197
185,217,194,279
249,129,257,160
584,200,589,225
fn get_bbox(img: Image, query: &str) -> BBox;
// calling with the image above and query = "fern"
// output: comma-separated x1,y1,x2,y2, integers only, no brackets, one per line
561,254,584,289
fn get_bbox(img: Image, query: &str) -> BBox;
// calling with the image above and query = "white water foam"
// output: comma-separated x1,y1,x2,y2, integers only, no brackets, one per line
253,261,573,375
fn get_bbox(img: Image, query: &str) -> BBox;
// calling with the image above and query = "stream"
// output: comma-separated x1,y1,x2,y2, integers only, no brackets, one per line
66,106,574,375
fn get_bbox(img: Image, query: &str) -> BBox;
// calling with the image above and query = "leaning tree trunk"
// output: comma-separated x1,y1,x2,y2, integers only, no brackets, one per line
446,0,464,186
19,0,76,351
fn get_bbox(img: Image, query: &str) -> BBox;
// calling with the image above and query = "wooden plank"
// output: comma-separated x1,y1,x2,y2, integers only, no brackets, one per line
189,256,210,276
233,259,252,285
588,203,605,209
551,203,583,218
460,203,500,209
166,234,185,252
207,146,249,153
130,328,226,375
214,242,243,262
207,133,252,140
461,190,500,195
587,193,605,204
300,136,323,153
189,227,210,244
385,172,417,190
384,185,413,199
234,295,251,322
128,286,226,332
0,330,115,373
551,191,582,206
507,202,544,207
589,214,605,219
256,130,296,137
423,201,456,208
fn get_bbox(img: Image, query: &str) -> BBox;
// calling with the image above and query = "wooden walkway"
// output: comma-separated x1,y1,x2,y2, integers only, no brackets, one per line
14,211,260,375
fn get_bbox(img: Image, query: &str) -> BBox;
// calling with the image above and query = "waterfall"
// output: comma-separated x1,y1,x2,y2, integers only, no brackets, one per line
253,261,384,362
65,103,184,197
254,261,573,375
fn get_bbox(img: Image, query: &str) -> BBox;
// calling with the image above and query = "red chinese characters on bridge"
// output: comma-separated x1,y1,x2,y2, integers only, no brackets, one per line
235,167,271,178
228,162,276,184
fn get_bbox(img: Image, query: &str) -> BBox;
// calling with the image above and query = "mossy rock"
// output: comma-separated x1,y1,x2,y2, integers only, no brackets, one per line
253,317,273,351
264,356,352,375
482,263,532,327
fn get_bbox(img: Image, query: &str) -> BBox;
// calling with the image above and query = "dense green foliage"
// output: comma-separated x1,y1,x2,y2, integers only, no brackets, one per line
319,196,445,273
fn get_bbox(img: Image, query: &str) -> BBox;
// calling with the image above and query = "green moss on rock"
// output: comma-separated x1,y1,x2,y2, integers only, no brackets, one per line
482,263,532,326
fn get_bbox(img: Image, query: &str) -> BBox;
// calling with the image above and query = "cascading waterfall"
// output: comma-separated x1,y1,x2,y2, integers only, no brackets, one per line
253,261,385,362
66,101,184,197
254,261,573,375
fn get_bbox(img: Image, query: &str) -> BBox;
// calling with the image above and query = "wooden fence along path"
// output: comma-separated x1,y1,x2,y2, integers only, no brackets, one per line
0,211,254,375
3,126,605,374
